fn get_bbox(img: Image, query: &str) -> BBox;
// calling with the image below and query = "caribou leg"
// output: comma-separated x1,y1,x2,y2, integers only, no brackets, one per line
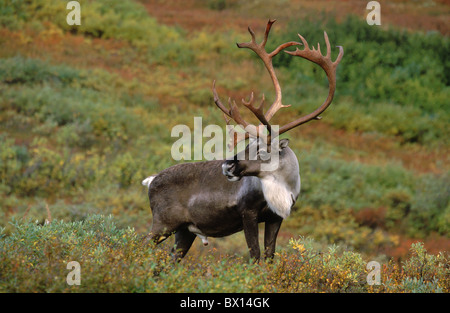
242,210,261,261
172,228,196,261
263,217,283,260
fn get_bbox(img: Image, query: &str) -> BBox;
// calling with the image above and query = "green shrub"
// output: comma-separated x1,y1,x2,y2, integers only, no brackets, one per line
1,217,447,292
0,56,80,85
289,150,448,241
1,64,144,145
0,0,178,48
274,15,450,144
299,151,414,211
409,173,450,237
0,135,28,184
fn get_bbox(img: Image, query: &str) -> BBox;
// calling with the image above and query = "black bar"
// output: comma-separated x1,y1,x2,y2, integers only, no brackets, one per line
2,293,445,312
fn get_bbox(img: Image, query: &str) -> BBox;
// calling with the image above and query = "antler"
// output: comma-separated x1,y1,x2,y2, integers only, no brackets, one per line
212,19,344,148
213,82,269,138
278,31,344,135
236,19,300,121
213,19,299,149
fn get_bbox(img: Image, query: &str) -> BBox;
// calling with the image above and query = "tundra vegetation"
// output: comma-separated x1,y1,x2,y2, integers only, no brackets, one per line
0,0,448,292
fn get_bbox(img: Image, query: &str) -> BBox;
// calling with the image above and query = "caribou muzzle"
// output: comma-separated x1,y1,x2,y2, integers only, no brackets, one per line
222,160,242,181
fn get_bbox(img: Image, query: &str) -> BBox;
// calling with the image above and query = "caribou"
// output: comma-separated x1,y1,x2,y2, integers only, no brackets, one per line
142,20,343,261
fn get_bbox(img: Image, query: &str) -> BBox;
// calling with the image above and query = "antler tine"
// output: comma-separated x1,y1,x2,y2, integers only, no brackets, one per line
241,93,272,133
223,113,232,125
261,19,276,47
287,31,343,70
324,31,331,59
241,91,254,105
213,80,263,134
247,26,257,44
228,98,262,138
214,80,253,138
237,20,300,123
296,33,309,50
213,81,263,150
212,80,232,118
278,31,344,135
237,19,275,50
324,31,344,65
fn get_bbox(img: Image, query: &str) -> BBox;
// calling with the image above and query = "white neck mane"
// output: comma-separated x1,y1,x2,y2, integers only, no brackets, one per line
260,175,300,219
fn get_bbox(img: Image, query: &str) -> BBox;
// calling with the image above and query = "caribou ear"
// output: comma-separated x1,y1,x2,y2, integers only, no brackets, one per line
279,138,289,149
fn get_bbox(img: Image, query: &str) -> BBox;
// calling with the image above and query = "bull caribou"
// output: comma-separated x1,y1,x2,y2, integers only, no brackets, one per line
142,20,343,261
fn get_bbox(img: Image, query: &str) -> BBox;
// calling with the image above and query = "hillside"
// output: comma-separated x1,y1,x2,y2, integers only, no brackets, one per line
0,0,449,292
